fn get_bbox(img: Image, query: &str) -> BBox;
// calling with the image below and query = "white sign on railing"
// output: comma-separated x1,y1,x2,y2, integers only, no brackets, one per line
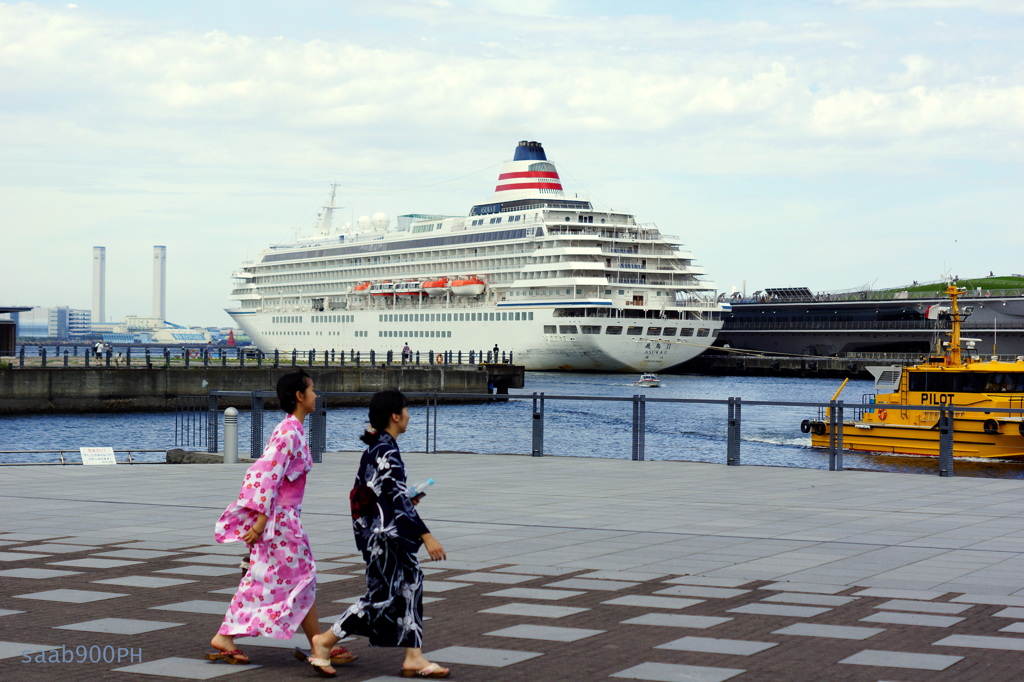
80,447,117,465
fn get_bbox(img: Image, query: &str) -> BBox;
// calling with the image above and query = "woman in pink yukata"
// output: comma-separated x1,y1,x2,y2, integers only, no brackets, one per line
206,370,356,668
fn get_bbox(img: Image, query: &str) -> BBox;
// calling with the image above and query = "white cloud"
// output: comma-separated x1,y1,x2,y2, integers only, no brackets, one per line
0,2,1021,323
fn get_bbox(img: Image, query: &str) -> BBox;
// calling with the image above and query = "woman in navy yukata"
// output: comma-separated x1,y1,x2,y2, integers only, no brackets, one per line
306,389,450,678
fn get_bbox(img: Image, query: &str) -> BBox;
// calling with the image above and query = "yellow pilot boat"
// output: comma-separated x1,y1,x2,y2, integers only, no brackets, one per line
802,285,1024,459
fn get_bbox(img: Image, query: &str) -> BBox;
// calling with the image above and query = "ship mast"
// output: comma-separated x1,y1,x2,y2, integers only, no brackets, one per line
317,182,339,237
945,284,965,366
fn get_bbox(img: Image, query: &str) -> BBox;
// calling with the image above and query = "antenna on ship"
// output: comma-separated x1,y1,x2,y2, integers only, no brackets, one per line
317,182,341,237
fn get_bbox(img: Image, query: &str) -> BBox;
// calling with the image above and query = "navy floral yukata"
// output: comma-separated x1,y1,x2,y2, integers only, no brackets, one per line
331,433,430,648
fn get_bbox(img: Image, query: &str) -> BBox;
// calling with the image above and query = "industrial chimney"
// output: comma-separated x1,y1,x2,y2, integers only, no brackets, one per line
92,246,106,324
153,246,166,321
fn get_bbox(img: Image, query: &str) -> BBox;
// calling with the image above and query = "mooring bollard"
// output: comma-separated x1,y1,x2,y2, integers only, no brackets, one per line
223,407,239,464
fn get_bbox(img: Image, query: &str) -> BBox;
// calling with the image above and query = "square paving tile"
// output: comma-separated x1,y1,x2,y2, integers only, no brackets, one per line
484,624,604,642
94,576,198,589
0,610,26,617
425,645,542,667
150,600,230,615
479,603,589,618
861,612,963,628
622,614,732,629
0,641,59,661
839,649,962,671
544,578,639,591
773,623,884,640
992,607,1024,619
13,589,127,603
611,661,745,681
1000,623,1024,634
0,568,82,579
55,617,186,635
453,572,535,584
156,565,240,577
237,632,312,649
11,543,94,553
93,549,179,559
654,585,749,599
49,558,142,569
424,581,471,593
603,596,704,610
656,636,776,656
663,576,750,588
493,565,578,576
483,588,584,601
761,593,855,607
113,656,260,678
853,588,948,600
727,604,830,618
759,582,847,594
0,552,49,562
173,554,244,566
874,599,971,614
933,634,1024,651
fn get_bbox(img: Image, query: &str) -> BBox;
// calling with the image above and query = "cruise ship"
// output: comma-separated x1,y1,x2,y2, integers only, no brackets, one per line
226,141,724,372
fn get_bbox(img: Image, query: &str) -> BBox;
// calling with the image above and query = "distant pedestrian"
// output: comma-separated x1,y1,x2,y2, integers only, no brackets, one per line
94,341,103,359
493,343,500,362
402,342,411,363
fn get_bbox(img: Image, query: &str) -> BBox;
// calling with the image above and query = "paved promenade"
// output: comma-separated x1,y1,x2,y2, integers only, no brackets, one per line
4,452,1024,680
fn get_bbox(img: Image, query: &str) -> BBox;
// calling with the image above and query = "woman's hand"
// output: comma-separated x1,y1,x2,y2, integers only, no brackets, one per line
421,533,446,561
242,513,268,545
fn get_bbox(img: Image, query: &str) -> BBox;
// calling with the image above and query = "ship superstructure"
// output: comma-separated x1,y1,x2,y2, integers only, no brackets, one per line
226,141,723,372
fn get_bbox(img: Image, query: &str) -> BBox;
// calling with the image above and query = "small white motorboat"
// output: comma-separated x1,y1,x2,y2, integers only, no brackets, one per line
633,373,660,387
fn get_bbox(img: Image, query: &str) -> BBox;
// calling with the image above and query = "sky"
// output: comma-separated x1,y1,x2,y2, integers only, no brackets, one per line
1,0,1021,327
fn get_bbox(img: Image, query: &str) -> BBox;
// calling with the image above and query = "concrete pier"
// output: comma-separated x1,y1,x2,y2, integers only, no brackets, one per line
3,454,1024,679
0,364,525,414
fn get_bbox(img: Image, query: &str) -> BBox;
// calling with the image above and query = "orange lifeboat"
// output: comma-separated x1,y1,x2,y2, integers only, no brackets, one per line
451,276,486,296
422,278,449,297
354,282,371,292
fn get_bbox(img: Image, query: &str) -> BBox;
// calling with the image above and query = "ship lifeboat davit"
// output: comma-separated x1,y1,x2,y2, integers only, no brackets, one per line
451,276,486,296
370,281,394,296
422,278,449,297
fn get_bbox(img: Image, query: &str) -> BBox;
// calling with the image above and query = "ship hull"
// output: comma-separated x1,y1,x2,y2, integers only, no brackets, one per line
810,422,1024,460
227,306,709,372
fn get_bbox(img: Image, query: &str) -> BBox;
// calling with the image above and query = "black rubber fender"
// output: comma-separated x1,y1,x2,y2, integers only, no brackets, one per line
812,421,827,436
983,419,1001,435
800,420,811,434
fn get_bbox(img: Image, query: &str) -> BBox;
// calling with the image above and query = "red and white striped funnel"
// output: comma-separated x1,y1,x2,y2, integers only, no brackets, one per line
488,140,564,202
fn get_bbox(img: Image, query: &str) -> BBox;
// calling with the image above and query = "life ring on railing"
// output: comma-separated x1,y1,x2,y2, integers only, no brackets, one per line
800,420,812,434
189,350,199,359
435,353,444,364
877,408,887,421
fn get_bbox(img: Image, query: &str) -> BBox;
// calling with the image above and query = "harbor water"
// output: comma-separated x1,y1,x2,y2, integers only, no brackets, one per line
3,373,1024,479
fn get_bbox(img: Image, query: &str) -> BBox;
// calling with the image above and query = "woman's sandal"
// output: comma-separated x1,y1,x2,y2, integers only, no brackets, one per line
293,646,357,665
400,662,450,678
204,648,249,664
306,656,337,677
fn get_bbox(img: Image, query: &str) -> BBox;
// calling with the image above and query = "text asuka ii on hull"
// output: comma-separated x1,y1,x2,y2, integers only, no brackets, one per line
227,141,724,371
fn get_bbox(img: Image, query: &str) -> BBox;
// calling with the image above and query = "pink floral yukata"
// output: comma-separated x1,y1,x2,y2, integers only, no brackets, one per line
214,414,316,638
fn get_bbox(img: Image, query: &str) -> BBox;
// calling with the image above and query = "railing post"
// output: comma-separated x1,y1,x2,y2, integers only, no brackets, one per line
40,348,46,367
370,349,376,365
221,348,227,367
309,396,325,464
63,350,69,367
251,392,264,461
19,345,25,367
630,394,646,461
223,407,239,464
531,392,544,456
145,347,152,368
85,348,90,367
433,391,438,453
939,405,955,477
829,400,845,471
727,397,742,465
458,350,462,364
207,392,219,454
292,349,297,366
257,350,263,367
387,349,393,364
274,349,279,368
238,347,244,367
126,346,131,367
425,395,431,453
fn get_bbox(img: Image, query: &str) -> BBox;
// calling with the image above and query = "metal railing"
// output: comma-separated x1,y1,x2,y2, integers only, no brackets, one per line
177,390,1024,477
0,449,165,466
8,345,515,369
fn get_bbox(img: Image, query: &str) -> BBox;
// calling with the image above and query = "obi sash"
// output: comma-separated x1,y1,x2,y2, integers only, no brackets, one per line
277,473,306,508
